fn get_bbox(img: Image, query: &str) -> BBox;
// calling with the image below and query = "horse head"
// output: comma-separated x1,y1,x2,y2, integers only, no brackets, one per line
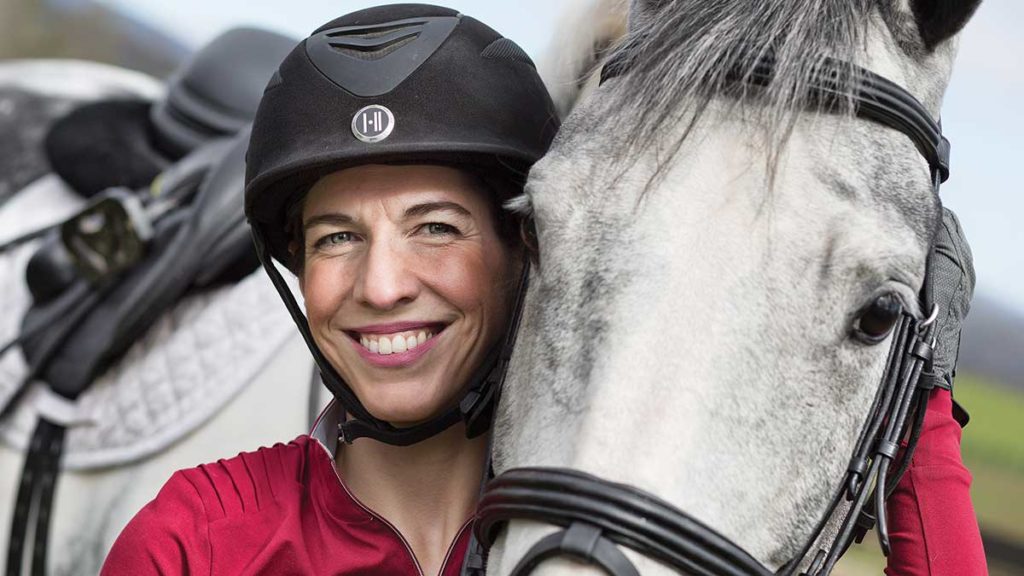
486,0,980,573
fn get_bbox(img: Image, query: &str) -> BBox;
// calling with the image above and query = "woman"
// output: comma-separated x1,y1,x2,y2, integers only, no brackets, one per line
102,4,984,575
103,5,555,575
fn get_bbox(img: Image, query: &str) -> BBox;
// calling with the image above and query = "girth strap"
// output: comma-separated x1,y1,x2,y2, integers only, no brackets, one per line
5,419,65,576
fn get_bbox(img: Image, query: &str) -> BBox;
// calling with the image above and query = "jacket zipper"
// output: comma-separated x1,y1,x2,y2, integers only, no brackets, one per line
327,462,425,576
438,519,473,576
319,444,473,576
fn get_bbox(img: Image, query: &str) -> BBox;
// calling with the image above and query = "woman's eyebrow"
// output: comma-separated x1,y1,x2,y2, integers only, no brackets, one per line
303,213,355,231
403,201,472,219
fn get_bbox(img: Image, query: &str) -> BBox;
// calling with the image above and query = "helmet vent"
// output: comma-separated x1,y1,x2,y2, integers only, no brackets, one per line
305,16,461,97
325,23,423,61
326,22,426,39
328,35,417,61
481,38,535,68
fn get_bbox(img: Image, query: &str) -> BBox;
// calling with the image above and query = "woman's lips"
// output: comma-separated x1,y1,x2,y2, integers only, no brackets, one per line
348,321,444,335
347,325,445,368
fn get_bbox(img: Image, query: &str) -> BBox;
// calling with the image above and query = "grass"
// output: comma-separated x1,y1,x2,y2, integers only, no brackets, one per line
955,374,1024,473
833,373,1024,575
970,461,1024,542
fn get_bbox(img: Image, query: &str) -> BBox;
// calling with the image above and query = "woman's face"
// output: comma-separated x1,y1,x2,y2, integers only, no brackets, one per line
299,164,516,427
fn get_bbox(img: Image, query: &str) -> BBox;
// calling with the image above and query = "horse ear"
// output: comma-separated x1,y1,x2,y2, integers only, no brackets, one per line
628,0,671,31
909,0,983,49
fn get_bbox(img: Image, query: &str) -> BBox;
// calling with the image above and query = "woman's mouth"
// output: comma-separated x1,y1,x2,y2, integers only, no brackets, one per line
344,323,447,367
356,329,435,355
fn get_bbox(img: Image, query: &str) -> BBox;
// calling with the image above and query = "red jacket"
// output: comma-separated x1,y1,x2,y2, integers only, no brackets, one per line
885,388,987,575
100,434,471,575
101,389,984,575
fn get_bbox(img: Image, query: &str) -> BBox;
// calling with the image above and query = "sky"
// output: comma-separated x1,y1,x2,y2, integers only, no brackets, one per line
94,0,1024,312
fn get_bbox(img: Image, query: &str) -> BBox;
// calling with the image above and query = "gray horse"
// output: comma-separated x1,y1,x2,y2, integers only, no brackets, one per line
488,0,980,574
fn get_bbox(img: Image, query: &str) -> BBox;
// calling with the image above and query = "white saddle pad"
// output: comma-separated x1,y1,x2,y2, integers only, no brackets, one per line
0,59,163,100
0,174,300,470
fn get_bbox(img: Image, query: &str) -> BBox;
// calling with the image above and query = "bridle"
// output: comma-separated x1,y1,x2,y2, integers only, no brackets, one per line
475,54,948,576
472,55,951,576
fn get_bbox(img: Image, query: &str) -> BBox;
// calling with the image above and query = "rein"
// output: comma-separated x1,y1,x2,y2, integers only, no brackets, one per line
473,55,949,576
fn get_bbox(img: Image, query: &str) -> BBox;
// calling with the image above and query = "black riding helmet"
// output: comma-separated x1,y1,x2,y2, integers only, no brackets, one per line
244,4,559,446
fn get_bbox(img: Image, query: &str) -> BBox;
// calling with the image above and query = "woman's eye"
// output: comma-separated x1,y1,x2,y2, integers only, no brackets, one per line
316,231,355,247
423,222,459,236
851,293,903,344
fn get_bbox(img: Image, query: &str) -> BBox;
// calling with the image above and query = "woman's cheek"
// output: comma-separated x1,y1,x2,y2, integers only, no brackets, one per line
425,245,501,304
302,260,348,327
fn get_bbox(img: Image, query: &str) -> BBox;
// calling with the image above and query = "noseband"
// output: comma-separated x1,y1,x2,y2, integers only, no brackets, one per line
473,56,950,576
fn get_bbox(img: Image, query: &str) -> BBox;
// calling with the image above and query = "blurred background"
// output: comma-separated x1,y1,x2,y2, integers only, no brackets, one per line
1,0,1020,574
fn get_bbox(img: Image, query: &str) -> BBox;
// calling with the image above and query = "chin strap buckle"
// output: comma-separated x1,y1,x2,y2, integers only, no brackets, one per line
462,381,495,439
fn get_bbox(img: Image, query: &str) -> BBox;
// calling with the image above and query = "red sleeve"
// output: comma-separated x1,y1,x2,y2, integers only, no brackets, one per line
884,388,988,576
100,470,212,576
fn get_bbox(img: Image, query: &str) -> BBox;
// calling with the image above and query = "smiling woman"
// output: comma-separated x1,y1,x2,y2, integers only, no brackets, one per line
100,4,558,576
299,164,520,428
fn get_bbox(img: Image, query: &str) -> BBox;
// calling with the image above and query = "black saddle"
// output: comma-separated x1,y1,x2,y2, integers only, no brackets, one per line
1,27,297,576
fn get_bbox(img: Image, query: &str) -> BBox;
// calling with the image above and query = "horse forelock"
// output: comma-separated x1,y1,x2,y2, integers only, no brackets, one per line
539,0,629,118
601,0,941,188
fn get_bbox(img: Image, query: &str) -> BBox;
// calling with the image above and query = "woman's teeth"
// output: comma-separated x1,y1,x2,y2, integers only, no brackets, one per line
359,330,434,355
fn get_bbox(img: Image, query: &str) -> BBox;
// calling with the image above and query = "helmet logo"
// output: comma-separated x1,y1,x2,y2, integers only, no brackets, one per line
352,105,395,143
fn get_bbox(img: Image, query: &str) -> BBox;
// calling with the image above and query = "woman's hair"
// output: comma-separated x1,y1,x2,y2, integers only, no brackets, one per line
284,165,525,274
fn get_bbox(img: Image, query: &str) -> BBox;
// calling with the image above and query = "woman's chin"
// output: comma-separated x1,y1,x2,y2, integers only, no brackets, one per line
368,407,446,429
360,390,452,429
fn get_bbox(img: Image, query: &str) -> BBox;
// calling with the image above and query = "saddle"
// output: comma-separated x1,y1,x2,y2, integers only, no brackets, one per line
0,28,298,576
0,59,163,207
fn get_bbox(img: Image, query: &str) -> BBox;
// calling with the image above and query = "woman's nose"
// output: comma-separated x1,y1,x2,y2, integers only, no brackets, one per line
353,239,420,310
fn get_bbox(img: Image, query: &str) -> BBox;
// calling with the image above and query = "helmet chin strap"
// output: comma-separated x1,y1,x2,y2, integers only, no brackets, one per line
251,224,530,447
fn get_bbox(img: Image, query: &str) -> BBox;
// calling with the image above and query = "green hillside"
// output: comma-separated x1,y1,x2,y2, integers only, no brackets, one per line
957,374,1024,473
838,373,1024,575
0,0,184,76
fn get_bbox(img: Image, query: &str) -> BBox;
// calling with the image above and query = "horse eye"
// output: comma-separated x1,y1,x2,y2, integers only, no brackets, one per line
852,293,903,343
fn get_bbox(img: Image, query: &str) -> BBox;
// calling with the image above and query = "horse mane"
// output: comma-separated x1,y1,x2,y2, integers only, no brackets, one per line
607,0,879,182
539,0,628,119
509,0,628,217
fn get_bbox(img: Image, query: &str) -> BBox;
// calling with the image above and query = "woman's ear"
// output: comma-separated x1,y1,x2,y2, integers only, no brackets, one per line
519,219,540,267
910,0,983,49
289,240,305,292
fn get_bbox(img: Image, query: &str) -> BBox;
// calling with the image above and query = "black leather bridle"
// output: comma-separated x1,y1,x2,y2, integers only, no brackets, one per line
472,55,951,576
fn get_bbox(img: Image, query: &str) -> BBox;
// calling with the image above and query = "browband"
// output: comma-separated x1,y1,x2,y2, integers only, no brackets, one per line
601,54,950,183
